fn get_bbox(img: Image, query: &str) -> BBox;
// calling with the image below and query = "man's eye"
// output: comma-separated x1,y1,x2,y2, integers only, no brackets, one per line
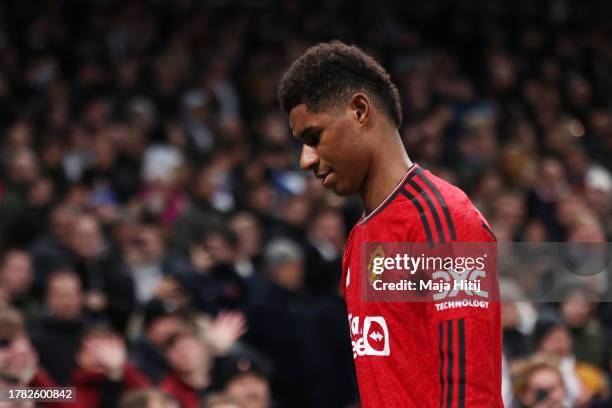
304,133,321,146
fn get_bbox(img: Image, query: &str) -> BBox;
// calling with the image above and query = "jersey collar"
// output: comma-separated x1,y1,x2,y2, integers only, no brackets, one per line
359,163,418,225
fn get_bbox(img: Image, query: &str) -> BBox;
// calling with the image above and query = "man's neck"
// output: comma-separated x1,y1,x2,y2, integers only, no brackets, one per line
360,131,412,215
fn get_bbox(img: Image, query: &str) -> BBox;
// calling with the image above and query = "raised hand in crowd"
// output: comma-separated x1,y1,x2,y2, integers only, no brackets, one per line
203,310,247,356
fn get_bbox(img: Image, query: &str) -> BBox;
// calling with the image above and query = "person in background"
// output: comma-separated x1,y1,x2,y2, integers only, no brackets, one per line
30,268,88,385
119,388,180,408
160,329,214,408
559,285,606,368
187,228,247,315
130,299,186,384
67,213,135,331
0,307,39,389
124,223,191,306
199,394,241,408
0,250,35,317
243,238,310,407
71,327,150,408
216,352,273,408
512,357,566,408
532,316,609,406
30,204,77,287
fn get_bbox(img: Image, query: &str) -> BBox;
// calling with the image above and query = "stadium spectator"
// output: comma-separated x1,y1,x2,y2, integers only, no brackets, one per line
119,388,180,408
512,357,567,408
160,329,214,408
243,239,310,407
199,394,241,408
72,327,150,408
532,316,609,406
559,285,607,367
0,250,35,316
67,213,135,331
216,352,272,408
30,269,88,385
129,299,186,384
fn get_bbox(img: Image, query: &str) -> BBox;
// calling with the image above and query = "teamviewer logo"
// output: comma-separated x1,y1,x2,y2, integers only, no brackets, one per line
349,315,391,358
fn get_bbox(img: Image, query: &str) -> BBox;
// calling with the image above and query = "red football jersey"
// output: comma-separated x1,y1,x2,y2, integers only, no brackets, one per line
341,164,503,408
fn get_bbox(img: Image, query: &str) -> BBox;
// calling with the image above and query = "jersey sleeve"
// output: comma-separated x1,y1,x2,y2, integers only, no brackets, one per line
432,313,502,407
413,192,502,407
433,211,502,407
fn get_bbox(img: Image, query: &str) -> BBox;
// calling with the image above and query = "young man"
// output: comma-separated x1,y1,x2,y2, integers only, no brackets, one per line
278,41,502,407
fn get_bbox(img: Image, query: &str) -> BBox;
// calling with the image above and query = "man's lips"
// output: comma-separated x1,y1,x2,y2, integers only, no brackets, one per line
316,171,333,186
316,171,331,180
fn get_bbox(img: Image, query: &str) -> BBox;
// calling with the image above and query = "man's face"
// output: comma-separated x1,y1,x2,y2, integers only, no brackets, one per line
225,373,270,408
166,335,209,374
46,274,83,320
289,103,370,196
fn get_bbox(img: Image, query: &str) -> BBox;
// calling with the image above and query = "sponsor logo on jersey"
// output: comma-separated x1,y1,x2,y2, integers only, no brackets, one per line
348,315,390,358
432,269,489,311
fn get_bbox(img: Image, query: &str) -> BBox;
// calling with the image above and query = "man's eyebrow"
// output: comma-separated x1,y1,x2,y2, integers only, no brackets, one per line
295,125,322,141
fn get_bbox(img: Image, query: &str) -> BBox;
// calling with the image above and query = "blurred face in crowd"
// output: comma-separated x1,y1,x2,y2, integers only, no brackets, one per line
283,195,311,227
309,209,346,253
288,95,375,196
501,302,519,329
146,315,183,347
518,366,565,408
9,149,39,186
71,215,103,258
0,251,33,296
492,193,525,231
271,260,304,291
6,121,32,151
133,224,165,263
224,373,270,408
166,334,210,375
76,331,108,373
538,326,572,359
50,205,76,244
93,136,117,169
204,233,236,265
0,333,37,384
568,218,605,243
200,394,241,408
522,219,548,243
230,213,262,258
561,290,592,329
46,272,83,320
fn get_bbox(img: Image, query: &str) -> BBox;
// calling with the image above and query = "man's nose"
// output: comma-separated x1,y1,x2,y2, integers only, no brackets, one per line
300,145,319,171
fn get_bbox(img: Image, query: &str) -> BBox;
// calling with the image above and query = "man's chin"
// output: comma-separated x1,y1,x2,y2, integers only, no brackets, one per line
330,183,357,197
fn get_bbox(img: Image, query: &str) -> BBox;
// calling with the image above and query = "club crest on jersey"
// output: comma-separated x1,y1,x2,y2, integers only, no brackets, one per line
348,314,390,358
368,246,386,285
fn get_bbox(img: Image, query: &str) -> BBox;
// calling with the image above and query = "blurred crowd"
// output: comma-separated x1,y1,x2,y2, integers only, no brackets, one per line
0,0,611,407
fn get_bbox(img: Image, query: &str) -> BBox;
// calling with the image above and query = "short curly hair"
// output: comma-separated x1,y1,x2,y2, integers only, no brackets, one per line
278,41,402,128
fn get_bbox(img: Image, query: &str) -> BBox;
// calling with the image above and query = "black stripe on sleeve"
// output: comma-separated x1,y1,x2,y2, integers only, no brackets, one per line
482,222,497,242
400,190,434,247
446,320,454,408
415,167,457,240
439,322,445,408
458,319,465,408
406,179,446,243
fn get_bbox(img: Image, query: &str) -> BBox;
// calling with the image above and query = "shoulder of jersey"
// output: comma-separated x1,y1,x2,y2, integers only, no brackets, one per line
395,165,496,244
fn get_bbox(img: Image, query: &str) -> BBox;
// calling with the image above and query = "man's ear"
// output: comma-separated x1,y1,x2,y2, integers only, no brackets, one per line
349,93,370,126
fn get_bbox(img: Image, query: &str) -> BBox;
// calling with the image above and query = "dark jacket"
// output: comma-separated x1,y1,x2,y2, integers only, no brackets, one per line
29,316,86,385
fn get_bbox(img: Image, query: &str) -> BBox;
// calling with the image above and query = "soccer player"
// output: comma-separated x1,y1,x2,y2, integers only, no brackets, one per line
278,42,502,407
